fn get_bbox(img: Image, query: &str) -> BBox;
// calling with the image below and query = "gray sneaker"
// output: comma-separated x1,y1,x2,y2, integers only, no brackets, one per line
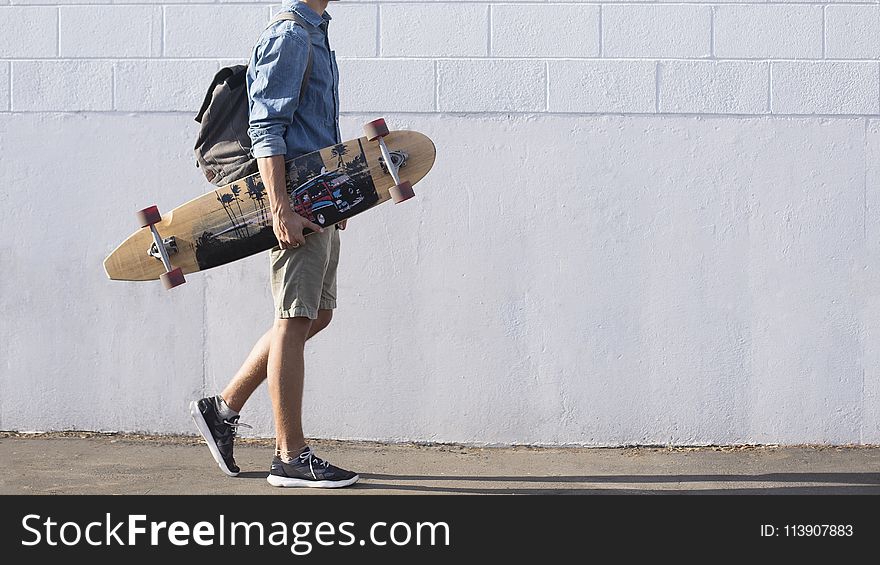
267,446,359,488
189,396,249,477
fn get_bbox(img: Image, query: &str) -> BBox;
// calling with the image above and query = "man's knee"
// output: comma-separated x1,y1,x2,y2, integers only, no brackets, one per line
312,309,333,334
274,317,313,343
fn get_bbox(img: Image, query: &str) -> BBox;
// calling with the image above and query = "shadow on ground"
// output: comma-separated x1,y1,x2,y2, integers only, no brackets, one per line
232,471,880,494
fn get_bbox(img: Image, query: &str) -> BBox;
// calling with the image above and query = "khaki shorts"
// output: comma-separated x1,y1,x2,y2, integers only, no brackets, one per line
269,227,340,319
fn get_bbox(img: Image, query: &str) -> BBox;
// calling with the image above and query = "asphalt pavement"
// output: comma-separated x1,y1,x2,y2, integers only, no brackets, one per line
2,432,878,495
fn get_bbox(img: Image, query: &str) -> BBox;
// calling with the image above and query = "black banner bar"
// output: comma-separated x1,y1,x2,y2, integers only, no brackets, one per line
2,495,876,560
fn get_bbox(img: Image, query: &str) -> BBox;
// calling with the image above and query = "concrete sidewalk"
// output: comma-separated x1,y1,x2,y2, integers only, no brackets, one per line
1,432,878,495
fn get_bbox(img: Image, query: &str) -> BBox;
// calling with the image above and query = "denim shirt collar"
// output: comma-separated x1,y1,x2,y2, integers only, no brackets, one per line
283,1,331,27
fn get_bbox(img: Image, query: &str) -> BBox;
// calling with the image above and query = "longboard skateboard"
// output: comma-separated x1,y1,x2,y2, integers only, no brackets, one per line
104,118,435,289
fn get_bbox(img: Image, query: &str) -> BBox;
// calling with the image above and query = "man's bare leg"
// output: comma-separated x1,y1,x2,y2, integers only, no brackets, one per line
266,306,360,488
189,310,333,477
267,316,312,458
220,310,333,412
263,310,358,488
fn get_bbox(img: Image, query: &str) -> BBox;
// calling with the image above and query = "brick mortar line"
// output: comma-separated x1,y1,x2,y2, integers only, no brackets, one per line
544,60,549,111
111,63,115,109
161,5,166,58
487,3,492,57
433,59,439,111
655,61,660,112
709,5,714,59
375,2,381,57
374,2,379,57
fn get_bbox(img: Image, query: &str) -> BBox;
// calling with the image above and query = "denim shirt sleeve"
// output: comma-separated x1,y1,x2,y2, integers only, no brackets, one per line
246,29,310,159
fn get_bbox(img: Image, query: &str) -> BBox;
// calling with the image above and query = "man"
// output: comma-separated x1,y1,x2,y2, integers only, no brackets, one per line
190,0,358,488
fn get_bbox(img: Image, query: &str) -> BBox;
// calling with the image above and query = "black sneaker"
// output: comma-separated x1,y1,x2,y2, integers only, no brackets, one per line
189,396,248,477
267,446,359,488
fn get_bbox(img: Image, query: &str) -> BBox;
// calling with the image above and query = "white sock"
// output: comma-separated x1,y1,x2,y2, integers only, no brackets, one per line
215,395,238,421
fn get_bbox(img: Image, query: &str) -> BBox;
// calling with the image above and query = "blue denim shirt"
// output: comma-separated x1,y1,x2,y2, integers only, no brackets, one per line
247,1,340,160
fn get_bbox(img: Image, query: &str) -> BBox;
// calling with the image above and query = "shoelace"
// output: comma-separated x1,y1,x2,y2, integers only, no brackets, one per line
223,419,252,438
299,448,330,479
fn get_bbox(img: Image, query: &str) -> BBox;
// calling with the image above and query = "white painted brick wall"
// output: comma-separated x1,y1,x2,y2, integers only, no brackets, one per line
12,60,113,111
548,60,655,113
714,5,823,59
2,2,878,118
603,5,712,58
825,6,880,60
0,7,58,58
60,7,163,58
115,60,221,111
3,2,880,445
0,61,8,110
438,59,545,112
659,61,768,114
327,3,378,57
380,4,488,57
491,4,600,58
772,61,879,114
164,5,269,58
337,58,433,112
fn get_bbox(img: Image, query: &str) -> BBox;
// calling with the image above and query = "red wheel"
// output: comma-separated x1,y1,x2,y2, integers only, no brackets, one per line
390,180,414,204
160,267,186,290
137,205,161,228
364,118,389,141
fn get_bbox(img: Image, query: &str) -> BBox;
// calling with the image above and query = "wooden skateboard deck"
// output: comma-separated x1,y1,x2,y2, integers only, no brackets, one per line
104,128,435,283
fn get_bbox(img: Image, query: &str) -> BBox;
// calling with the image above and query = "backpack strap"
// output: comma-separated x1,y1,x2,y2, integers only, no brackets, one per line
267,11,313,103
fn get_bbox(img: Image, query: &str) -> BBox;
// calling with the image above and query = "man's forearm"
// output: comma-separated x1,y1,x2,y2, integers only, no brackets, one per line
257,155,290,219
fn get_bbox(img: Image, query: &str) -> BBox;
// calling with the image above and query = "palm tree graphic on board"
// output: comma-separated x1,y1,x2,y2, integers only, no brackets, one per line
331,143,349,169
216,191,245,239
229,184,250,237
344,153,365,174
245,177,268,225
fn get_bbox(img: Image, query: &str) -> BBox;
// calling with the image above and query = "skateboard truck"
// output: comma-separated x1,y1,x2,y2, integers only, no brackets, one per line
364,118,415,203
148,236,179,261
137,206,186,290
378,150,408,175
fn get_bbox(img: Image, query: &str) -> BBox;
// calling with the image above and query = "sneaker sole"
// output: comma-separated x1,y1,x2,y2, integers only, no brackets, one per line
266,474,360,489
189,400,239,478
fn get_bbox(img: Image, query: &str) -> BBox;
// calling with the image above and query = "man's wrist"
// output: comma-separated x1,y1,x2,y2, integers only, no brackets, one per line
272,205,295,219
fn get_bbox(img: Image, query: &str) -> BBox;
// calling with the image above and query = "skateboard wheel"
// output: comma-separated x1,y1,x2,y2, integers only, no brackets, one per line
160,267,186,290
390,180,414,204
364,118,389,141
137,205,161,228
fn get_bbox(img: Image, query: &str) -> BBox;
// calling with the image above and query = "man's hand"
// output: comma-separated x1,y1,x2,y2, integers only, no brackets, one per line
337,219,348,230
256,154,323,250
274,207,323,249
